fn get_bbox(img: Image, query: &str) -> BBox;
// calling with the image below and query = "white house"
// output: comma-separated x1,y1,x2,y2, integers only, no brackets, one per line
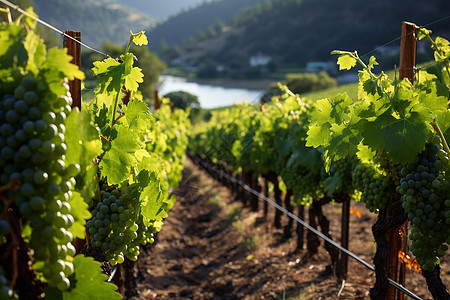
249,53,271,67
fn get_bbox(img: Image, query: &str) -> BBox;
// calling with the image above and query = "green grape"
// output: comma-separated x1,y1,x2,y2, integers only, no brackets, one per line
279,160,321,205
0,74,78,290
352,162,392,212
397,140,449,271
324,157,357,195
124,216,156,261
87,185,139,265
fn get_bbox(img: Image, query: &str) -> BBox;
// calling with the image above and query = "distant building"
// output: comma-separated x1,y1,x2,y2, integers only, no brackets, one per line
305,61,335,73
249,53,271,67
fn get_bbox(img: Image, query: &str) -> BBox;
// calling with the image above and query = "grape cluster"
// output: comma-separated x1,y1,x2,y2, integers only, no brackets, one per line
280,163,321,205
397,140,450,271
352,162,392,212
124,216,155,262
0,76,79,290
0,266,18,299
87,186,139,266
325,157,357,195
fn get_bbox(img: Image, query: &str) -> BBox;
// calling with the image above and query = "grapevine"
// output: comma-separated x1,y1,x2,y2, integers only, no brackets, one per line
306,23,450,298
0,9,189,299
189,22,450,299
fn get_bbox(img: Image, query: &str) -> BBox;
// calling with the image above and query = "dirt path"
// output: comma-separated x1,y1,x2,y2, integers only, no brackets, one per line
131,159,449,300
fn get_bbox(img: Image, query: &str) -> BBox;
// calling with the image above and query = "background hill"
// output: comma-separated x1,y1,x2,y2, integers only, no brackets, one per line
148,0,264,51
33,0,157,48
157,0,450,72
117,0,211,21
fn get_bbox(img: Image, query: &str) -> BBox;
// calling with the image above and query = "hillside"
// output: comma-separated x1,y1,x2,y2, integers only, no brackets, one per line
33,0,157,48
167,0,450,70
148,0,264,51
117,0,210,21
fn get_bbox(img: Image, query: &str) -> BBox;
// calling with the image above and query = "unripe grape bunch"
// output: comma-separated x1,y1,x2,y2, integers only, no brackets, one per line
87,185,139,266
352,162,392,212
0,75,79,290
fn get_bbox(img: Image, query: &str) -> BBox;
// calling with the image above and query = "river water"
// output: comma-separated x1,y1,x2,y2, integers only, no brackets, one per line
158,76,264,109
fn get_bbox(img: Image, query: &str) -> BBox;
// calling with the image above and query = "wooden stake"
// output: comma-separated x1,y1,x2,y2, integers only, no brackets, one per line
154,89,160,111
387,21,417,300
338,195,350,280
63,31,82,110
399,21,417,83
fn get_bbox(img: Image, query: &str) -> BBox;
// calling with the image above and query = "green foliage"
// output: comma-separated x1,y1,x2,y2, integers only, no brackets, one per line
46,255,122,299
0,16,189,298
306,27,450,272
163,90,200,120
284,72,337,95
189,89,324,205
307,48,449,169
261,72,337,103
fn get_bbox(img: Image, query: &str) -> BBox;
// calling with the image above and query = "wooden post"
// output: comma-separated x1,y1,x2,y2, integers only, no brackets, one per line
63,33,85,254
399,21,417,82
386,21,416,300
154,89,160,110
63,31,82,110
338,195,350,279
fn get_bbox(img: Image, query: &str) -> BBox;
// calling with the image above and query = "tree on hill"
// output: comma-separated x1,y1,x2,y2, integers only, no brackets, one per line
163,91,200,121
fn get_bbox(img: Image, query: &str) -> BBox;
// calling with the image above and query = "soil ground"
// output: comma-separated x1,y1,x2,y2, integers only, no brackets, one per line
131,159,450,300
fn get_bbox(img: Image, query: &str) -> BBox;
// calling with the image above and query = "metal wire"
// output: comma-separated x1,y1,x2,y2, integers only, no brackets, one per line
107,265,118,282
194,157,423,300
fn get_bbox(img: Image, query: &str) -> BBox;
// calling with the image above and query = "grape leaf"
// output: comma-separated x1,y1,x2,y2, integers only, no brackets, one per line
0,24,28,69
92,58,123,95
367,56,378,70
42,48,85,96
65,110,101,203
91,102,110,135
67,192,91,239
122,99,152,133
91,57,120,77
323,175,342,196
362,110,428,164
100,124,142,185
307,93,360,171
390,79,416,118
22,7,38,30
356,142,376,164
433,37,450,61
306,123,331,149
43,48,85,80
327,123,359,163
24,30,46,73
124,66,144,92
62,255,121,300
131,30,148,46
336,53,357,70
92,53,133,95
138,171,168,224
416,71,450,134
